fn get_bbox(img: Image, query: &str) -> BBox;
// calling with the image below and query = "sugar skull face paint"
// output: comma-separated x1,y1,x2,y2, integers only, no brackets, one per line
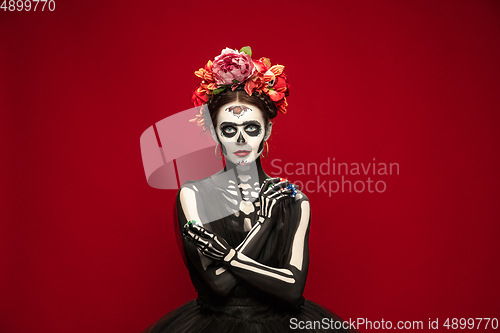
215,103,270,166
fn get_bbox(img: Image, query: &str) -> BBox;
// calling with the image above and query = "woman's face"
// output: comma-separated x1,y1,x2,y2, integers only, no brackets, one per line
215,102,270,166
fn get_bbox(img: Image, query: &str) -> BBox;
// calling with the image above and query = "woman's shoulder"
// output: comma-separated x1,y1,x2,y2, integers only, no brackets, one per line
176,175,219,207
179,180,202,192
293,189,309,203
177,169,226,197
289,189,310,217
175,182,201,209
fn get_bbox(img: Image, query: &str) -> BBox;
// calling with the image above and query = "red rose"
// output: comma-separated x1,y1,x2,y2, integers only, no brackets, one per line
268,73,290,102
191,84,209,106
273,73,289,97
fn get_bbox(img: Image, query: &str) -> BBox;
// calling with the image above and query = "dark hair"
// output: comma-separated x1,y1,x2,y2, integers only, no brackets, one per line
206,86,277,128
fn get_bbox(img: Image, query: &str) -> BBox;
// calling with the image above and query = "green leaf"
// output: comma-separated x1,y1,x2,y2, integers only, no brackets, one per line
212,87,227,95
232,79,240,84
239,46,252,57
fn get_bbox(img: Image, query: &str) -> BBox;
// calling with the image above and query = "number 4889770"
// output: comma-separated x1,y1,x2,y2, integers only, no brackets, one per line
1,0,55,11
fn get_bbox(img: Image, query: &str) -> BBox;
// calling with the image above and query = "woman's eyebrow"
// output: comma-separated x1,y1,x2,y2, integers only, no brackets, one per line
220,120,261,127
242,120,261,126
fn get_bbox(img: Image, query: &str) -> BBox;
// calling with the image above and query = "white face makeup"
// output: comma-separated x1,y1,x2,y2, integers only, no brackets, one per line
215,102,270,166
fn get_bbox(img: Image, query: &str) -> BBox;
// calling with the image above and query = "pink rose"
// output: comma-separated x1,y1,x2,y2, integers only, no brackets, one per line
212,48,255,86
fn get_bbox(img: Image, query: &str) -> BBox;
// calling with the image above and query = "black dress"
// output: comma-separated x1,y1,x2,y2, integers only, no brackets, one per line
143,175,357,333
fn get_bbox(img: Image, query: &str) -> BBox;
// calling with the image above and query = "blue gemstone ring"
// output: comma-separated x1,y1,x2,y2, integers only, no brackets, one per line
285,184,297,198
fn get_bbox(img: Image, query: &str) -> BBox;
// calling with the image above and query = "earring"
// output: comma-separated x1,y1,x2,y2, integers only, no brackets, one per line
261,141,269,158
214,143,223,160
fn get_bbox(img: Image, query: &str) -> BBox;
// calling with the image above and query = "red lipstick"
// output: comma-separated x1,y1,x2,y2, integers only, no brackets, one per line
234,150,251,157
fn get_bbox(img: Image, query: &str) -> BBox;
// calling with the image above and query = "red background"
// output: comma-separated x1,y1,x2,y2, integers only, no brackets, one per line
1,1,499,332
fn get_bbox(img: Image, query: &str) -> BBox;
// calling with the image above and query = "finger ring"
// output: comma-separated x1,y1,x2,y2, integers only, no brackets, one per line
285,184,297,198
184,220,196,229
269,178,288,189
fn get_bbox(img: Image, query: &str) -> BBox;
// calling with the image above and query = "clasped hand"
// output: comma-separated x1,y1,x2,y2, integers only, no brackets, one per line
183,223,233,262
257,177,296,222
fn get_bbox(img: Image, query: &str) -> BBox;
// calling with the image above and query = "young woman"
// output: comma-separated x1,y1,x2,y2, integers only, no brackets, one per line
143,47,356,333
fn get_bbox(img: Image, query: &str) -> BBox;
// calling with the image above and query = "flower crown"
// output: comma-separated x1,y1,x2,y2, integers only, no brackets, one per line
190,47,290,131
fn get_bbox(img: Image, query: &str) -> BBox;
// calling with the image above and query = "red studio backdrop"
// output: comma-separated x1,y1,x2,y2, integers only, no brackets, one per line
1,1,499,332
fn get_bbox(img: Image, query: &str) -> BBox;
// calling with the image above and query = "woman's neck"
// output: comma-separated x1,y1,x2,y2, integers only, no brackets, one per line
224,158,268,185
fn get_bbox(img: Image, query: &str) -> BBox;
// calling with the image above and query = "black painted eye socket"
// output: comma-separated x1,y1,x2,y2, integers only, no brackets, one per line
221,126,237,138
245,124,261,137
